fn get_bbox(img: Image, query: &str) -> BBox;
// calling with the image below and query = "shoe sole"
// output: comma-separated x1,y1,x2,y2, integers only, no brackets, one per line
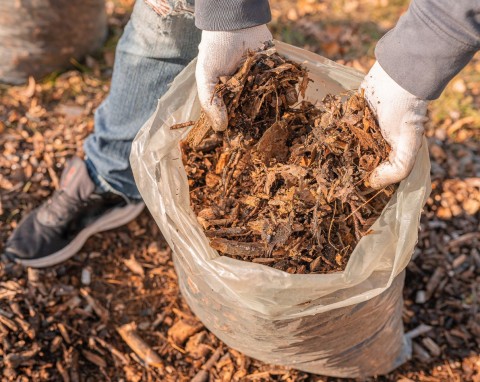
15,202,145,268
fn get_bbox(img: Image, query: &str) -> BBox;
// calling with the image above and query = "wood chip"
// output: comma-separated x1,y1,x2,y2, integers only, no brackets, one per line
117,322,163,368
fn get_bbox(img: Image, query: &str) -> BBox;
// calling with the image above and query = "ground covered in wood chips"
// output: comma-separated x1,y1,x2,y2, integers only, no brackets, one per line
182,47,394,274
0,1,479,381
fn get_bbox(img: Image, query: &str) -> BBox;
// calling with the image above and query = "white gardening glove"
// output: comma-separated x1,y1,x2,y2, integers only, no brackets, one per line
196,25,273,132
361,61,428,189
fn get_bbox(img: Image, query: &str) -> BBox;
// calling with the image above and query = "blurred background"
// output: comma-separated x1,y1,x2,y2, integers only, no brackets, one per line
0,0,478,381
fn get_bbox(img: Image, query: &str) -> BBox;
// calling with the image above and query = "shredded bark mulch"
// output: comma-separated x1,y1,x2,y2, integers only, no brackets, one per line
181,47,395,274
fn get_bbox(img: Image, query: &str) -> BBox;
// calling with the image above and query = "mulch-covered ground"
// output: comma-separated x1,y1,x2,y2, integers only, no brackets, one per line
0,1,479,381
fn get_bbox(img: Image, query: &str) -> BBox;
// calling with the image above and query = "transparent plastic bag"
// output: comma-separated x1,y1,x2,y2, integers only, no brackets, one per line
131,41,431,378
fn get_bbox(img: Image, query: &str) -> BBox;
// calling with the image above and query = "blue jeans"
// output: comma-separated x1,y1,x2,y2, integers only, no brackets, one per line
84,0,199,200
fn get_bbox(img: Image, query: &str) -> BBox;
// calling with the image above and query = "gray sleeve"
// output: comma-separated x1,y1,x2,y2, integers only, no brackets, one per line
195,0,271,31
375,0,480,100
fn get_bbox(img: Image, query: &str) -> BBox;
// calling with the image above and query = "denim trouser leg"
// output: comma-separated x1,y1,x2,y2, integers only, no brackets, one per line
84,0,200,200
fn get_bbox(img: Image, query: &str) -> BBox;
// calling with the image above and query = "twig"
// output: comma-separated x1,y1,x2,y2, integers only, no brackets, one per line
170,120,195,130
405,323,433,340
94,336,129,365
342,187,386,222
327,200,339,251
80,288,109,321
447,232,480,249
4,344,41,368
191,347,223,382
117,322,163,368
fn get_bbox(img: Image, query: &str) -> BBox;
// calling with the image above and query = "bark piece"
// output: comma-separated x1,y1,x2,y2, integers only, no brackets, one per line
117,322,163,368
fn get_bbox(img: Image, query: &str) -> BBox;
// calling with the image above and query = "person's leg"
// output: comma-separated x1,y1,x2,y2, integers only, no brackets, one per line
5,0,200,266
84,0,200,200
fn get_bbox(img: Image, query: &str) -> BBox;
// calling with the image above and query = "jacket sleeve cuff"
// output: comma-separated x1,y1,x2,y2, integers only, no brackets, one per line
375,0,478,100
195,0,271,31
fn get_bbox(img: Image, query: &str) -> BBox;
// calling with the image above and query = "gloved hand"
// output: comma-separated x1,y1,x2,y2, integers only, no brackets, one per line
196,25,273,132
361,61,429,189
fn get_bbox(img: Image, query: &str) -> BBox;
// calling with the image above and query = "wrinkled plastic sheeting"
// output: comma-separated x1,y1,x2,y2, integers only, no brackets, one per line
131,41,431,378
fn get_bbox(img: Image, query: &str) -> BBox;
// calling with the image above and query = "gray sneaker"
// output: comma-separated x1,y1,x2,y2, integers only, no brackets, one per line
4,157,144,268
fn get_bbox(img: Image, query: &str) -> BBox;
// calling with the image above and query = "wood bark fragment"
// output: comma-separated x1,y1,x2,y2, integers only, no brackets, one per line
56,360,70,382
425,268,445,300
412,342,432,363
0,313,18,331
80,288,109,321
168,319,203,346
57,323,72,345
191,347,223,382
405,324,433,340
94,336,130,365
82,349,108,368
4,343,40,368
422,337,442,357
117,322,163,368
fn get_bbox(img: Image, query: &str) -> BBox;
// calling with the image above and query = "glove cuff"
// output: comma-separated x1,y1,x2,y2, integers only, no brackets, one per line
200,25,272,46
362,61,428,115
195,0,271,31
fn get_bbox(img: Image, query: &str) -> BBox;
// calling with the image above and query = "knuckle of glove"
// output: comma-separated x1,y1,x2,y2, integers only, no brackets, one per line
369,168,398,189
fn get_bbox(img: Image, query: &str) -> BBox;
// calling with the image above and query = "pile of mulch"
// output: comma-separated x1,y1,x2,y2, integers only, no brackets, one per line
0,82,479,382
181,47,394,274
0,1,478,380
